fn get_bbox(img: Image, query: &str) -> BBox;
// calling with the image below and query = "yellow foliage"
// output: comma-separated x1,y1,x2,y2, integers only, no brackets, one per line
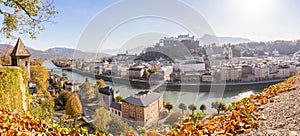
65,93,83,118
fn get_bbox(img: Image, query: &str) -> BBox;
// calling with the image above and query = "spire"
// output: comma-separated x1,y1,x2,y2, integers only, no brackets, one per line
10,38,31,57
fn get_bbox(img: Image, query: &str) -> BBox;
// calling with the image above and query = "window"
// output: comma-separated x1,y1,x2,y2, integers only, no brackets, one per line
130,114,134,119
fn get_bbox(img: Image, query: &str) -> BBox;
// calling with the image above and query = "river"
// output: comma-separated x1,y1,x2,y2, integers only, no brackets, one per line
44,61,263,112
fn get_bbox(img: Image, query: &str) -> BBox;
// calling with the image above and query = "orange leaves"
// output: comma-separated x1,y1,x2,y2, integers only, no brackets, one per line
0,108,87,135
232,110,239,118
244,128,251,133
262,97,268,104
169,76,298,136
269,97,275,102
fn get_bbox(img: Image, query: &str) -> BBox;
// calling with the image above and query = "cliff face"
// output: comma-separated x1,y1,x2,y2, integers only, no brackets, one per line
0,67,28,112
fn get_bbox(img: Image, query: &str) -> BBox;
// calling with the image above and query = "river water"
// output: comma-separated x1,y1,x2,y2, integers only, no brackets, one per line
44,61,262,112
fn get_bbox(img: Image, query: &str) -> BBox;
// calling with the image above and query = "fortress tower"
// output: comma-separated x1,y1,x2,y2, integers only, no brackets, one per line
10,38,31,79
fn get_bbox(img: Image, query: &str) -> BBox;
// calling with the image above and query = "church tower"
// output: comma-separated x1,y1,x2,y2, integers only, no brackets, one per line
10,38,31,79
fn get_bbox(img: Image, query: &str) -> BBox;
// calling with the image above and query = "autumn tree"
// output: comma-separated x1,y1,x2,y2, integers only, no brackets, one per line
178,103,187,113
114,95,124,103
188,104,197,115
165,102,173,112
30,66,49,93
200,104,207,113
94,107,111,132
211,101,226,114
0,0,58,39
108,117,126,135
96,79,106,89
65,93,83,127
29,66,54,121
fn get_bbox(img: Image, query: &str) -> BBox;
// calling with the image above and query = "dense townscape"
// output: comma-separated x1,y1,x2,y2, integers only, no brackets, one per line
53,35,300,84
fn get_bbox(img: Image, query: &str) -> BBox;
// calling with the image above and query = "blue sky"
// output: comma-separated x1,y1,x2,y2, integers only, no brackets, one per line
1,0,300,51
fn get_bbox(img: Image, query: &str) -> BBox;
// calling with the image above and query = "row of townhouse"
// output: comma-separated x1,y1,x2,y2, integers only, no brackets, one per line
218,61,300,82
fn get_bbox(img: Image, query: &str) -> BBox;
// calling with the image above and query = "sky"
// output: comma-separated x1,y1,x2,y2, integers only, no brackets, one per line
1,0,300,51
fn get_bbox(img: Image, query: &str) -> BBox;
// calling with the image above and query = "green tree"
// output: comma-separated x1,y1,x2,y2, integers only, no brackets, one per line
142,69,150,79
108,117,125,135
165,102,173,112
194,112,206,120
178,103,187,113
65,93,82,127
114,95,124,103
94,107,111,132
96,79,106,89
80,79,94,103
200,104,207,113
211,101,226,114
0,0,58,39
188,104,197,115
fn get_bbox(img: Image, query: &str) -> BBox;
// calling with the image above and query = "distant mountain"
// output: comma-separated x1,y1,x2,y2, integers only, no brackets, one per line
199,34,251,45
0,45,110,59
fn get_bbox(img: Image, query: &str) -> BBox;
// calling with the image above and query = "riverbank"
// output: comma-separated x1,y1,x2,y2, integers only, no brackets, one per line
66,67,286,92
66,68,151,89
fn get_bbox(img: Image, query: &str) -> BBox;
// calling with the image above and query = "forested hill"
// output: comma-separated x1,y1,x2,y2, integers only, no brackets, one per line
231,40,300,56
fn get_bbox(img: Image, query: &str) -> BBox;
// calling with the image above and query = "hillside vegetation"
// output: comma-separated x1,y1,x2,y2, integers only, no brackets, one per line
0,67,25,112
